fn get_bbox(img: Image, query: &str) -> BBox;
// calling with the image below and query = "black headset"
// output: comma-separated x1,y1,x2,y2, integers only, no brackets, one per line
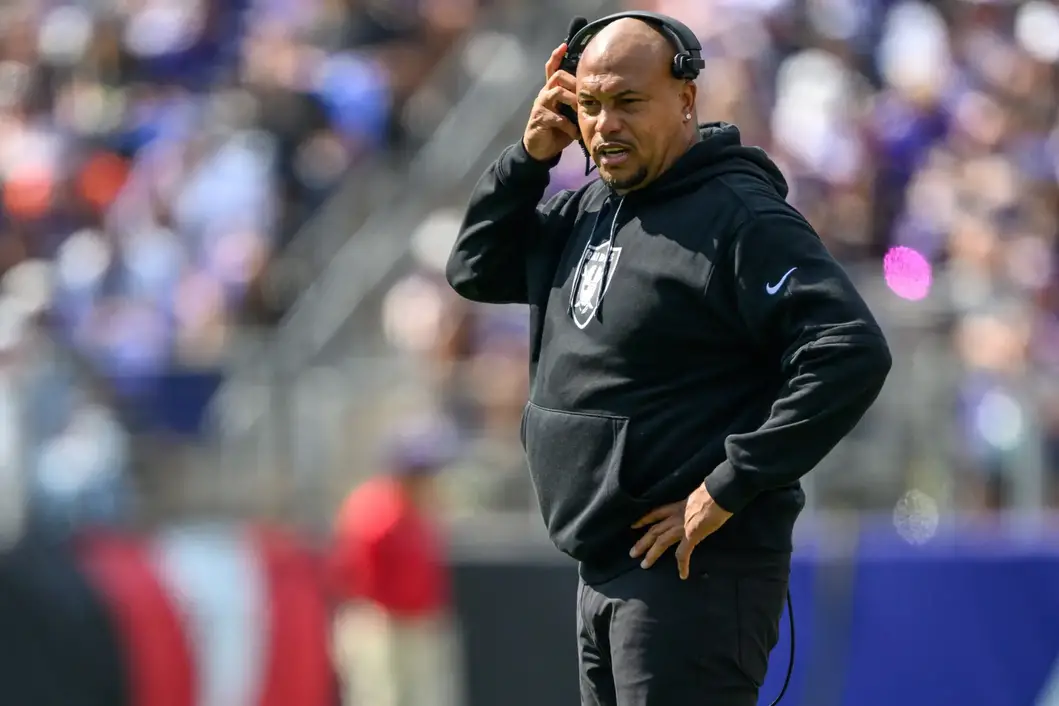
555,11,706,173
560,11,705,82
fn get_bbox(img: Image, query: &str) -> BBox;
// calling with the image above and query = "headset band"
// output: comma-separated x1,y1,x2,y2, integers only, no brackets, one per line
562,11,705,80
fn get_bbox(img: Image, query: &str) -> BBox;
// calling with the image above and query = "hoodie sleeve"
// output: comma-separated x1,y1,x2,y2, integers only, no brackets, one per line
446,141,577,304
702,206,893,514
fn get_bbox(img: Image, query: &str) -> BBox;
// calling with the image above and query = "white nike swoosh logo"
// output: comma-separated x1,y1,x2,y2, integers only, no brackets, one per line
765,267,798,295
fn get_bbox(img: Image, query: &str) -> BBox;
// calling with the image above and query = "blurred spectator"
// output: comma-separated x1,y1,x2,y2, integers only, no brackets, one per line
0,0,503,531
10,316,136,538
382,209,534,515
329,417,462,706
0,0,493,396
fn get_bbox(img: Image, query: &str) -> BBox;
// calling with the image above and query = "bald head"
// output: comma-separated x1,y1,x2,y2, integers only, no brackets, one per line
578,18,677,84
571,17,699,193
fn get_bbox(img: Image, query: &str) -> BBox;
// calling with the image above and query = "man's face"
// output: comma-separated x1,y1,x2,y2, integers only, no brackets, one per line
576,53,691,192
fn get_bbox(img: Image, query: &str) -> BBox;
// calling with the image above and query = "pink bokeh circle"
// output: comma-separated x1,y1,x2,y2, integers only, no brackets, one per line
883,246,932,301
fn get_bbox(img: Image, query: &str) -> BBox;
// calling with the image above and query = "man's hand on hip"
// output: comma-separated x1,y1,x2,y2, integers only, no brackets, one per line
630,484,734,579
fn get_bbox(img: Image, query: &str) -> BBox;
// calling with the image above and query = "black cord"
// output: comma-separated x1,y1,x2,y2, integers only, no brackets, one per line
769,589,795,706
582,143,597,176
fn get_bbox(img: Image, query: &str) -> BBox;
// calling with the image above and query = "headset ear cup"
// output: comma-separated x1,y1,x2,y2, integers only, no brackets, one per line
672,54,698,80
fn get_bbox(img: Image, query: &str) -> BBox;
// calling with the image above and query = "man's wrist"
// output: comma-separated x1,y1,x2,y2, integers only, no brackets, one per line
496,141,560,185
517,139,563,166
703,461,757,514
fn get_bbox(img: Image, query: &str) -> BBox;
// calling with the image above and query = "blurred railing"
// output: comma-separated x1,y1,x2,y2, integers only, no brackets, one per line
206,262,1050,529
256,5,549,318
277,0,619,365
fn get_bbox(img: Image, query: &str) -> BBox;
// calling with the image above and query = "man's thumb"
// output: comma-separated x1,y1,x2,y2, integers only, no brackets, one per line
674,538,692,580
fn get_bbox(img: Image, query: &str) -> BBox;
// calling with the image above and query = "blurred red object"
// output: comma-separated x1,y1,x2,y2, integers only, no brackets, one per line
330,475,450,617
252,526,338,706
4,166,54,221
78,152,130,212
76,532,195,706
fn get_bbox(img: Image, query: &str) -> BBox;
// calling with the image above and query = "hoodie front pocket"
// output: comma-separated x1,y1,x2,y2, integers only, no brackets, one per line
522,401,634,558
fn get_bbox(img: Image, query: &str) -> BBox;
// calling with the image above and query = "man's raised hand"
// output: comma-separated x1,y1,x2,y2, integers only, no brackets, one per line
522,44,580,162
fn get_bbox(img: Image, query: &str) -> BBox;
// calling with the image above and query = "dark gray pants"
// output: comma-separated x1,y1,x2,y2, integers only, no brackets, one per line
577,564,787,706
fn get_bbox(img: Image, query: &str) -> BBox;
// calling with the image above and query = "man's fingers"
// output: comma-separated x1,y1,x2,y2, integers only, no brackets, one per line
629,516,678,558
632,502,682,529
631,509,663,529
535,111,579,140
674,536,697,580
540,85,577,110
546,69,577,92
639,527,683,569
545,43,567,79
629,530,654,559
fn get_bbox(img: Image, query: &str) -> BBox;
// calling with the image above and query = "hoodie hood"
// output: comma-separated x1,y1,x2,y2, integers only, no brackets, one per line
627,121,789,201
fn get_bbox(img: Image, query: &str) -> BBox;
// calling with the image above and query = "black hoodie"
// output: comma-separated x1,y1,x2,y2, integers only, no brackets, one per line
447,123,892,583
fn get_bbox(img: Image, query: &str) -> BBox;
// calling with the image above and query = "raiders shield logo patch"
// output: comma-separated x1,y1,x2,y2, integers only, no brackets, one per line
572,242,622,329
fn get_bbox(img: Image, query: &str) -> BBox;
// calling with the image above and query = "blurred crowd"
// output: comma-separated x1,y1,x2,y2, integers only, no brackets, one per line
0,0,485,370
381,0,1059,515
0,0,1055,534
0,3,1056,698
0,0,492,537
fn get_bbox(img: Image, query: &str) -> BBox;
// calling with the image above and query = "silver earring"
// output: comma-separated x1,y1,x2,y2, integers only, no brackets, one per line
685,113,692,121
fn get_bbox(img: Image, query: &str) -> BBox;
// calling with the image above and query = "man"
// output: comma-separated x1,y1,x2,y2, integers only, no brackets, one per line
446,14,891,706
329,419,460,706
